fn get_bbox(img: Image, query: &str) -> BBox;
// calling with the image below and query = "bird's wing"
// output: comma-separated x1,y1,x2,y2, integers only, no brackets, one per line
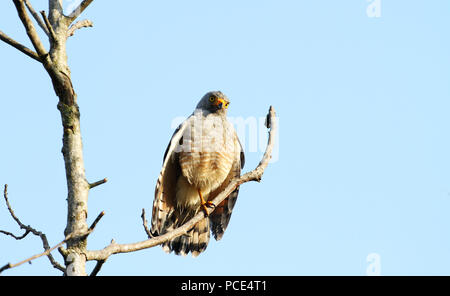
151,118,190,236
209,130,245,240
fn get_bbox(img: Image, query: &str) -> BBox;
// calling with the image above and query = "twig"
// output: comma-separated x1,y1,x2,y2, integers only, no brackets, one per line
88,211,105,231
0,209,105,274
2,185,24,227
84,106,277,262
24,0,49,36
40,10,57,43
63,211,105,245
12,0,47,58
89,178,107,189
89,259,105,276
0,229,30,240
67,19,93,38
0,233,72,274
68,0,94,22
0,184,65,272
141,208,153,238
0,30,41,62
58,210,105,257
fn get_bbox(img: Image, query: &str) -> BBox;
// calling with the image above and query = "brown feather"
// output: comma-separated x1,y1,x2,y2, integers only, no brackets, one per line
209,132,244,240
151,122,187,236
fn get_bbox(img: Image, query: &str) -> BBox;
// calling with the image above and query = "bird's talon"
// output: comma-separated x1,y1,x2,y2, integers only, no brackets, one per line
201,204,210,216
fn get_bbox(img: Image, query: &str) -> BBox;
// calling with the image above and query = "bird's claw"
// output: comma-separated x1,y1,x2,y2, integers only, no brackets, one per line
205,201,216,208
201,201,216,216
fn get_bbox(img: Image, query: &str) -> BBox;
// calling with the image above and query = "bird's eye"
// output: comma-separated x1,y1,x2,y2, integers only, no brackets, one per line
209,96,215,102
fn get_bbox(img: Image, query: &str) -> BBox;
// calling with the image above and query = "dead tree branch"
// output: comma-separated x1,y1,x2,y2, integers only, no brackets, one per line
68,0,94,23
89,259,105,276
40,10,57,42
0,30,41,62
141,209,153,238
67,19,93,38
88,211,105,231
24,0,49,36
12,0,47,58
0,234,68,274
89,178,108,189
0,228,30,240
0,185,65,273
0,209,105,274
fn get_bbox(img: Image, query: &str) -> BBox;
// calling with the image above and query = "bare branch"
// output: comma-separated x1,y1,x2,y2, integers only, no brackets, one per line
58,210,106,258
67,19,93,38
40,10,57,43
0,30,41,62
0,209,105,274
0,229,30,240
2,185,25,227
89,177,107,189
84,106,277,262
24,0,49,36
0,233,70,274
88,211,105,231
12,0,47,58
89,259,105,276
0,185,65,273
141,208,153,238
68,0,94,22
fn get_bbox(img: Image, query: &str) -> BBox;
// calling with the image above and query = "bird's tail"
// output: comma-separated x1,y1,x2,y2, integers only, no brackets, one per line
162,217,210,257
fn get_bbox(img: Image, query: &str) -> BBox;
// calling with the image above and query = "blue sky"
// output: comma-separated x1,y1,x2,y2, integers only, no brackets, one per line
1,0,450,275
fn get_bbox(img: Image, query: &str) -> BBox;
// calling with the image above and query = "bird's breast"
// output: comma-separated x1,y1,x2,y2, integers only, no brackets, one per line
178,114,235,192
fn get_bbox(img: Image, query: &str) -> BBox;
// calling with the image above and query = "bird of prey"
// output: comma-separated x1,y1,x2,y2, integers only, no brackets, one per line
151,91,245,257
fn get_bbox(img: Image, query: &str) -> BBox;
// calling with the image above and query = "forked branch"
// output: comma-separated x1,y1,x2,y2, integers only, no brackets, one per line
0,207,106,274
0,185,65,273
12,0,47,58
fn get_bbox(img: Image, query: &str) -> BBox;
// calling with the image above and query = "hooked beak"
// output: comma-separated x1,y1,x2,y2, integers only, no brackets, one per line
215,98,226,109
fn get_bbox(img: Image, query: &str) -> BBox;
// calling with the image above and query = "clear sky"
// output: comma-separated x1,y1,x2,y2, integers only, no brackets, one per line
1,0,450,276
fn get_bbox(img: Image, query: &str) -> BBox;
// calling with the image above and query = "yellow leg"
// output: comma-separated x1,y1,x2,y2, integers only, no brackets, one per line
197,189,215,215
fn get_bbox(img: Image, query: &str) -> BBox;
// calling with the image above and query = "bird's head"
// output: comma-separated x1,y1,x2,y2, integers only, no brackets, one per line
196,91,230,115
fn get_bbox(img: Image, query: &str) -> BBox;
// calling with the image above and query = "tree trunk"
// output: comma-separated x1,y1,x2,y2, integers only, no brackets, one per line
57,97,89,276
47,3,89,276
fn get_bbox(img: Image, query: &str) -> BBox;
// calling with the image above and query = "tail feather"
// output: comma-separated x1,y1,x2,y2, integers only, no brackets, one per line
161,217,210,257
190,218,210,257
170,233,191,256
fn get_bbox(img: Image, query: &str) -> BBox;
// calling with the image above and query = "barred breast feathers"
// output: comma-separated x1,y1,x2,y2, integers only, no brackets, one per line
178,111,236,194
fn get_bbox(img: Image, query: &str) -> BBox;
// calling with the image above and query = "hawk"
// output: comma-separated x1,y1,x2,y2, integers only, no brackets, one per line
151,91,245,257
